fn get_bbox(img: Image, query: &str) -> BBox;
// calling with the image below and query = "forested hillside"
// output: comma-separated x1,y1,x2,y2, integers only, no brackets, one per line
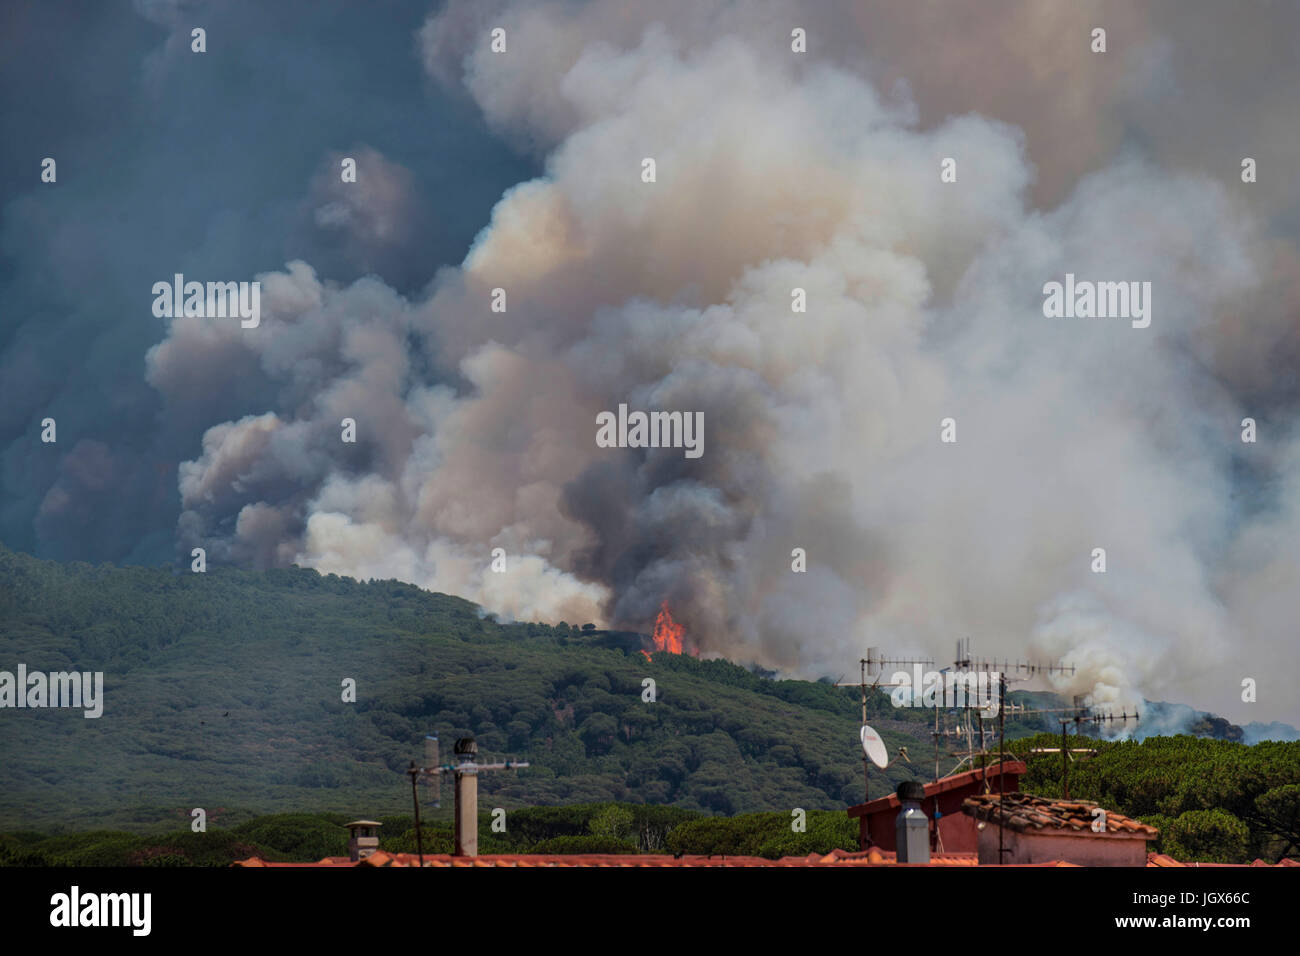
4,544,1298,863
0,543,1002,831
0,803,862,866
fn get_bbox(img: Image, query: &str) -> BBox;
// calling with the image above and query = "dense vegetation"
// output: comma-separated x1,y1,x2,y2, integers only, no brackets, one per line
3,542,1041,832
3,542,1295,866
1008,733,1300,862
0,803,857,866
9,730,1298,865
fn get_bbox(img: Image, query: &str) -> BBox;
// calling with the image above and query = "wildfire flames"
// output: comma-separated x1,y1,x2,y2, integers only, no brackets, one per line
641,601,686,661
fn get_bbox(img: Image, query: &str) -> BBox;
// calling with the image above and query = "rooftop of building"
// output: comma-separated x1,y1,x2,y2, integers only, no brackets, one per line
961,791,1159,837
847,760,1028,817
234,849,980,867
231,846,1297,868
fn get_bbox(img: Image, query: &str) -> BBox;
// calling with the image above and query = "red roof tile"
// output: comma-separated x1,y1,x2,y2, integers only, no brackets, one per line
232,850,981,868
962,792,1158,837
229,843,1296,869
1145,852,1296,868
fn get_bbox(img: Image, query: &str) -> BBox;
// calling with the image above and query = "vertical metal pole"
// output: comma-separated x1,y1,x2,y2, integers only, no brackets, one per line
933,703,940,782
425,736,440,808
408,762,425,867
1061,720,1069,799
860,658,872,803
998,673,1006,864
966,707,974,775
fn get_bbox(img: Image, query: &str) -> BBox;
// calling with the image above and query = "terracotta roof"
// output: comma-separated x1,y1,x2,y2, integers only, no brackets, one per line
962,792,1157,837
232,849,981,868
234,856,352,867
231,848,1297,868
847,761,1027,818
233,843,1300,868
1146,852,1298,868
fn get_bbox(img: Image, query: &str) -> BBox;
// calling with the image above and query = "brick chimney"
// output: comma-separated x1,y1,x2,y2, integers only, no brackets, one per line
346,820,382,862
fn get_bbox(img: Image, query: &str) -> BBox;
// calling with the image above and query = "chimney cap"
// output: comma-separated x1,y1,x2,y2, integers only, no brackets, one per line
345,820,383,830
453,736,478,758
896,781,926,803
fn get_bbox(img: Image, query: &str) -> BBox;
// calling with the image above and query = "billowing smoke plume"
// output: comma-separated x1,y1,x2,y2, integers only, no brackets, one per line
9,1,1300,728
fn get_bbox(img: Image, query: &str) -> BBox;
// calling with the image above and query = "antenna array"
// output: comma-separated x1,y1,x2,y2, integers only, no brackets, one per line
841,637,1141,862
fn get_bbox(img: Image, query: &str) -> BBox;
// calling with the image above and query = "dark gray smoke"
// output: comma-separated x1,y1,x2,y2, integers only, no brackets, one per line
4,1,1300,728
0,0,534,561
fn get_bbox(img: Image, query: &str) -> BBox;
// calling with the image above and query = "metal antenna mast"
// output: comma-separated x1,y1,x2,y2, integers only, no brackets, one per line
1052,698,1140,799
410,735,530,858
869,639,1079,862
834,647,934,801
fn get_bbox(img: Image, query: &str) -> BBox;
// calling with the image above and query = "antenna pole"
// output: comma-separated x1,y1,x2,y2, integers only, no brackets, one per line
933,705,940,783
998,672,1006,864
966,707,974,777
1061,719,1069,799
860,657,870,803
412,737,529,859
407,761,425,867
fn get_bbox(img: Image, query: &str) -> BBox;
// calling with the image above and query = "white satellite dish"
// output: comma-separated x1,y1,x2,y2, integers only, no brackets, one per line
860,723,889,769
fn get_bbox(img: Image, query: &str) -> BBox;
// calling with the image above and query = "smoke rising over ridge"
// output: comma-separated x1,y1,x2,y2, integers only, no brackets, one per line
4,1,1300,727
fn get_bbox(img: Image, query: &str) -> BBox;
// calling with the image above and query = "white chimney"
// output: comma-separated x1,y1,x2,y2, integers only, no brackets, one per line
895,782,930,864
452,737,479,857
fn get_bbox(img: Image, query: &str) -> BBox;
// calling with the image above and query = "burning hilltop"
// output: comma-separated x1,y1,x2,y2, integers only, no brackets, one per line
641,602,690,661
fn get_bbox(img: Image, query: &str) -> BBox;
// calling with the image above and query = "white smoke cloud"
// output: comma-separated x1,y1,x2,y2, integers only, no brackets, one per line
143,2,1300,727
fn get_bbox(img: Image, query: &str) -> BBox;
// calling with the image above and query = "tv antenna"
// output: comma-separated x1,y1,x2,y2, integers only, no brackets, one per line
834,648,933,802
844,638,1086,864
1043,696,1140,799
407,734,529,864
985,690,1138,862
942,637,1077,788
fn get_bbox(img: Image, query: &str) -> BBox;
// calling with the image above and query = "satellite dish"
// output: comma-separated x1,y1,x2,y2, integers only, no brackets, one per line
860,723,889,769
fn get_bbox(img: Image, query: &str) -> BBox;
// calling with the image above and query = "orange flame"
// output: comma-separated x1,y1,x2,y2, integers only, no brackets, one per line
645,601,686,658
